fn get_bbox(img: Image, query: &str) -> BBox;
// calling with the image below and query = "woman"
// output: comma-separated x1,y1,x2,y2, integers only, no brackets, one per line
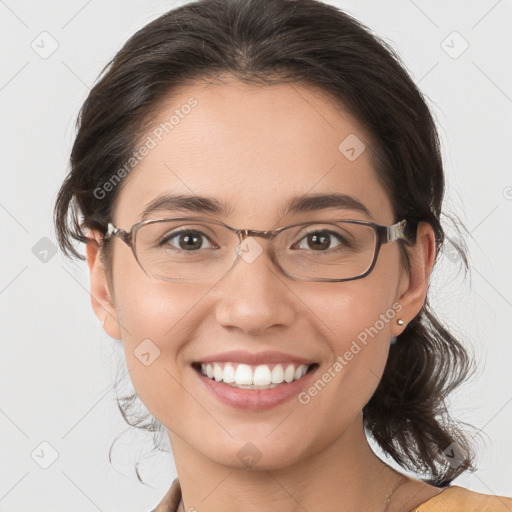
53,0,512,510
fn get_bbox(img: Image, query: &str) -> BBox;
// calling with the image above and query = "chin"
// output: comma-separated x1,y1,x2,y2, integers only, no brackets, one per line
200,436,306,472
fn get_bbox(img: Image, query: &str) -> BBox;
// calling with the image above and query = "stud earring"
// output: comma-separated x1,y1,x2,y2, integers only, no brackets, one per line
102,318,106,327
397,319,405,325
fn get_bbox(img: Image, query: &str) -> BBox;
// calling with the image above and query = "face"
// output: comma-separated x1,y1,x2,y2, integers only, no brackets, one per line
88,76,430,472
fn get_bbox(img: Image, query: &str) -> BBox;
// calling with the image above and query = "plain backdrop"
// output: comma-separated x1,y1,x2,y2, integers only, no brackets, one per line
1,0,511,510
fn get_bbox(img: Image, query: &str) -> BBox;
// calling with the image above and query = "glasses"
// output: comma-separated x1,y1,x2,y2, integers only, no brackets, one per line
103,217,408,283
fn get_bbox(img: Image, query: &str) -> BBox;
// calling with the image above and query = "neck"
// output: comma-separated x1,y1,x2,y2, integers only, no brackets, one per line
168,414,403,512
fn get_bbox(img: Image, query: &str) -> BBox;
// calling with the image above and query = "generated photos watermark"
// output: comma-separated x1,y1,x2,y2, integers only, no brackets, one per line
93,97,198,200
298,301,403,405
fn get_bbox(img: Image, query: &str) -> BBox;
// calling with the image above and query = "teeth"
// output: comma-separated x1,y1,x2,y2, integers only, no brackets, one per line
213,364,223,382
253,365,272,386
284,364,296,383
222,363,235,383
271,364,284,384
198,362,311,386
235,364,254,385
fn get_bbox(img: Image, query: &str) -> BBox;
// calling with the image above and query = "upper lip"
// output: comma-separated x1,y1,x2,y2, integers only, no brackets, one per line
193,350,317,366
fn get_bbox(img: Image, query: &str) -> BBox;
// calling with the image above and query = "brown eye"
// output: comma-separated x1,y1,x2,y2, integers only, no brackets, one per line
295,230,348,251
160,230,213,251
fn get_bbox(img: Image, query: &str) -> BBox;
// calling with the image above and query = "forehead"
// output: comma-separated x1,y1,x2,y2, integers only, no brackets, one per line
113,78,394,227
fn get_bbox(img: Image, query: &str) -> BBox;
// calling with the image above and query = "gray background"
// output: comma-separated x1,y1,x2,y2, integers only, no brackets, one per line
1,0,511,510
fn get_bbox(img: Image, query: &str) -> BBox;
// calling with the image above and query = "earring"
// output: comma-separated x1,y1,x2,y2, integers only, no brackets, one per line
397,319,404,325
102,318,106,327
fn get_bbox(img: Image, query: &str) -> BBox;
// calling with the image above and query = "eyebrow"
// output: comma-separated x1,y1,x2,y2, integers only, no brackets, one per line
141,194,235,220
140,192,372,221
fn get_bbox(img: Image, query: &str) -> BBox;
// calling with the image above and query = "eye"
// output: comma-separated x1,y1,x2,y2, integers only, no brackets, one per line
160,229,215,251
294,230,349,251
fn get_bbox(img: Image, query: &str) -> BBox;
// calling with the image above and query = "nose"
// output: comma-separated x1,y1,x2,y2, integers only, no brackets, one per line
212,236,296,336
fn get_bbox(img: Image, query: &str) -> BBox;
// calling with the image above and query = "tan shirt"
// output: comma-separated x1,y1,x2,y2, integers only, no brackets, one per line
151,478,512,511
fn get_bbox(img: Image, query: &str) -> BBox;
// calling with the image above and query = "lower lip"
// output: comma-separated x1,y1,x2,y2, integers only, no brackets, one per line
193,364,319,411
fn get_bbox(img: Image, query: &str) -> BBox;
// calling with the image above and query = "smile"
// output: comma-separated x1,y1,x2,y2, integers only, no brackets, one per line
192,361,316,388
191,362,320,411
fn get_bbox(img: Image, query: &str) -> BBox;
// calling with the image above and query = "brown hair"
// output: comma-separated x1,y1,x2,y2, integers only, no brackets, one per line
54,0,477,485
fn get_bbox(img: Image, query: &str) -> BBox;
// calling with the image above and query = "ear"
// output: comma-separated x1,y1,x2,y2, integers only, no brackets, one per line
85,229,122,339
392,222,437,337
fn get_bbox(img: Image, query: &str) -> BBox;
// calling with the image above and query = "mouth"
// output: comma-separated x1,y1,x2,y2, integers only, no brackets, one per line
191,361,320,390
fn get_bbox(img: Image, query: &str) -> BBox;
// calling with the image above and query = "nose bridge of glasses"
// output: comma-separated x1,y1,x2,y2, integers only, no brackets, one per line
238,228,275,241
237,227,284,256
231,227,282,270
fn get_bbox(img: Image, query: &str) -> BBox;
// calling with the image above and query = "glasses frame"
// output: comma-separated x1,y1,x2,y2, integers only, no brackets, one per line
103,217,408,283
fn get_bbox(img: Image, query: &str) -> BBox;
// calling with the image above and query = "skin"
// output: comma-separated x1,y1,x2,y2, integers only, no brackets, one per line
86,77,442,511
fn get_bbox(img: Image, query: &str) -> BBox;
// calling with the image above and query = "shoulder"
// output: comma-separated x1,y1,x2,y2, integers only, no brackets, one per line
413,485,512,511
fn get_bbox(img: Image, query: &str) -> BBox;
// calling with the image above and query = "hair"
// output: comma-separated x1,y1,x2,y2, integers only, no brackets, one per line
54,0,478,486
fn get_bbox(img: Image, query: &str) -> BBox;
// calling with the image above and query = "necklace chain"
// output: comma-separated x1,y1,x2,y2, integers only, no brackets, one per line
383,473,410,511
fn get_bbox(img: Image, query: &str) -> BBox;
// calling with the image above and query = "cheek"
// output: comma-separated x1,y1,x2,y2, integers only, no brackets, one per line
111,262,211,407
306,250,400,350
314,282,395,369
112,247,209,344
297,259,401,408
